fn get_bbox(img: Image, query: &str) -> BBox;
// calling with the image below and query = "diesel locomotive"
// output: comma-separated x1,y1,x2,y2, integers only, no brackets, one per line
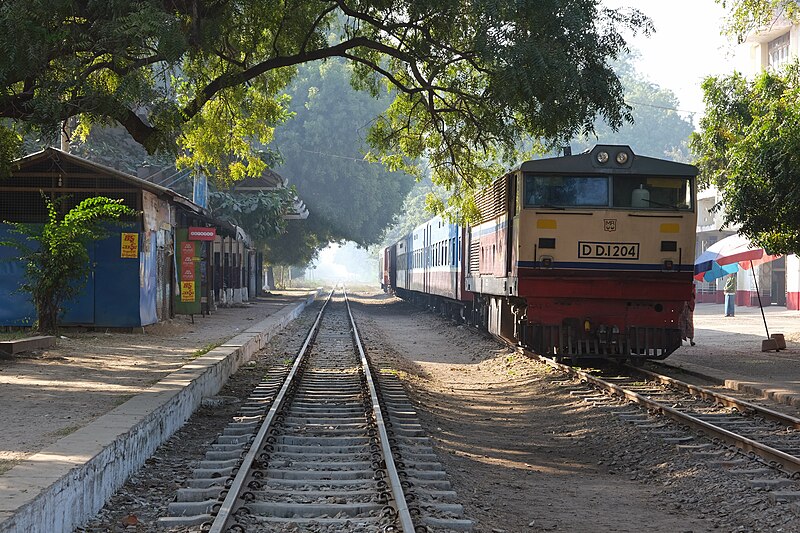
381,145,698,361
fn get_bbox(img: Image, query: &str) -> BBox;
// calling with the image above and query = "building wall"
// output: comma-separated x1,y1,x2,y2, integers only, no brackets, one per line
142,190,174,323
0,224,143,327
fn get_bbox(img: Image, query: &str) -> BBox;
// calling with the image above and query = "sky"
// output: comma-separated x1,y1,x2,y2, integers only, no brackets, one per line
603,0,741,122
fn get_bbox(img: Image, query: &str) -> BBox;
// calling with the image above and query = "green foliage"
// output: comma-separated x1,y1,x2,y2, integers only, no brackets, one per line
690,65,800,255
0,123,22,176
265,58,416,264
716,0,800,39
209,187,297,242
1,194,137,332
0,0,649,203
380,176,448,247
572,56,695,160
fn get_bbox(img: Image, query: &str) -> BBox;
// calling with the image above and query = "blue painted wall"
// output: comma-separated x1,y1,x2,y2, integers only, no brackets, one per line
0,224,147,328
0,225,36,327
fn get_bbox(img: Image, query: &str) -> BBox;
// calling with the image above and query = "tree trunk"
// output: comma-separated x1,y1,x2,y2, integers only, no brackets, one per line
35,294,59,334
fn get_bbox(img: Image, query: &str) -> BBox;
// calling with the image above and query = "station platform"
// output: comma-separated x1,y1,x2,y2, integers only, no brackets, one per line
0,290,319,533
666,302,800,408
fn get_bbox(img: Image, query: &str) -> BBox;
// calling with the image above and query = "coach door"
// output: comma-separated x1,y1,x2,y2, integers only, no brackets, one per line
424,224,430,293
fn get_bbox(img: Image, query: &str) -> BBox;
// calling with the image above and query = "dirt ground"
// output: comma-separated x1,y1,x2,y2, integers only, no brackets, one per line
351,293,721,533
0,290,311,475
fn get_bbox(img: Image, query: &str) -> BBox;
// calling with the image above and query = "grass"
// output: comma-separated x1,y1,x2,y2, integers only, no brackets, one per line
0,459,17,476
192,342,221,358
0,330,34,341
47,425,81,439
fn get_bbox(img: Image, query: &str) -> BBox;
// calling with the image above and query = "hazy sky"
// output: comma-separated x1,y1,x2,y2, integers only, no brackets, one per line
604,1,740,121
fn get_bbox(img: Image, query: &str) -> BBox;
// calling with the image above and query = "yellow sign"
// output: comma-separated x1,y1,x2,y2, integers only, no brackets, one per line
181,281,196,302
121,233,138,258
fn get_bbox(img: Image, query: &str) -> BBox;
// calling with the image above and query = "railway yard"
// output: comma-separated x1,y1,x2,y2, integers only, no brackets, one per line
2,292,800,532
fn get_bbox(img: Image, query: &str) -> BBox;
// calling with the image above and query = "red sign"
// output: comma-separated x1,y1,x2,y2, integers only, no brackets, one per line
181,241,195,278
181,265,195,281
188,227,217,241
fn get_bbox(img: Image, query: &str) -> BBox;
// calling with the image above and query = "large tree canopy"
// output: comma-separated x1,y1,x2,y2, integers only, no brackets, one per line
690,67,800,255
690,2,800,255
0,0,650,194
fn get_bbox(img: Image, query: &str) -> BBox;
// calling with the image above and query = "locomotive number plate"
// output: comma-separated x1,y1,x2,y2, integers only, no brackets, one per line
578,242,640,260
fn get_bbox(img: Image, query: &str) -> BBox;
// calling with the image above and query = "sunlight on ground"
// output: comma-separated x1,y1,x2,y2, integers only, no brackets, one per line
0,375,148,393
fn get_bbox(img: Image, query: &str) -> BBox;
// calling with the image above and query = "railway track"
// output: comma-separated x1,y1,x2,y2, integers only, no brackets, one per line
160,291,472,532
525,349,800,490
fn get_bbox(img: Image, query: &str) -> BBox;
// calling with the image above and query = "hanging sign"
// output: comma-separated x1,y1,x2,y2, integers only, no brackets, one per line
121,233,139,258
188,227,217,241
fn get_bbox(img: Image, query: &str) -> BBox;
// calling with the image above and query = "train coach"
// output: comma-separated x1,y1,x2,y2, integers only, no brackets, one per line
383,145,698,362
381,215,473,318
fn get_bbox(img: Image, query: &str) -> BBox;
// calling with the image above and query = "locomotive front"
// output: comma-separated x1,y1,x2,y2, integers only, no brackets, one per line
467,145,698,361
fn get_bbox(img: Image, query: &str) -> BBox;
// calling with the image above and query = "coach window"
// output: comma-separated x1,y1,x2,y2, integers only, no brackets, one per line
613,175,693,210
524,175,609,207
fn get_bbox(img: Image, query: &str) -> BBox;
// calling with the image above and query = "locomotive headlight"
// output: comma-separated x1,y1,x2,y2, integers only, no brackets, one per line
663,259,674,271
541,256,553,268
596,151,609,164
615,151,629,164
584,320,592,332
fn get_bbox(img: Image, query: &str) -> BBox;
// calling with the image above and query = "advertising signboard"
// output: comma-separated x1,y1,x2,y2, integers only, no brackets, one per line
174,229,202,314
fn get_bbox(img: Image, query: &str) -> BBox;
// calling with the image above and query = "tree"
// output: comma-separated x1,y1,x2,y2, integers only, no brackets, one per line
269,59,416,260
209,188,297,243
689,66,800,255
0,1,651,198
715,0,800,40
1,195,137,332
572,57,695,160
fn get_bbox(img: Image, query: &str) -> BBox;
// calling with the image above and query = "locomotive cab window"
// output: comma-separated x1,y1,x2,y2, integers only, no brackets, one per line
524,174,693,211
613,176,692,210
525,175,608,207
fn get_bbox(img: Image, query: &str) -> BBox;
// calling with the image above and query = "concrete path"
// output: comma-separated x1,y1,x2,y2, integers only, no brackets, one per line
668,302,800,407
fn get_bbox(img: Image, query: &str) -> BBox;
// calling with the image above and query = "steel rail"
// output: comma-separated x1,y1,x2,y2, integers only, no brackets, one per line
523,348,800,475
344,290,416,533
206,290,334,533
628,364,800,430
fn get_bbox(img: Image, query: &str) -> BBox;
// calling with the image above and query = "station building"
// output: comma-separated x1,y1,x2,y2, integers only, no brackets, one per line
0,148,304,328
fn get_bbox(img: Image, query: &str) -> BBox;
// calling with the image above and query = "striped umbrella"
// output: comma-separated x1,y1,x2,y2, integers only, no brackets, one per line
694,234,780,282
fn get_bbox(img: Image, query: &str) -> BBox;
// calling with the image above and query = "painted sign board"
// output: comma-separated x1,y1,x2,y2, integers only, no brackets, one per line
121,232,139,258
174,229,202,314
181,281,195,302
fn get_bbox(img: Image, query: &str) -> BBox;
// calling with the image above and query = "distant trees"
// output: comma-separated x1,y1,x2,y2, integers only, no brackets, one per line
572,58,694,160
264,58,416,265
0,0,651,198
1,196,136,333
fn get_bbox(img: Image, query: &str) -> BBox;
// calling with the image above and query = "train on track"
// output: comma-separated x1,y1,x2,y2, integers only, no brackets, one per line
381,145,698,362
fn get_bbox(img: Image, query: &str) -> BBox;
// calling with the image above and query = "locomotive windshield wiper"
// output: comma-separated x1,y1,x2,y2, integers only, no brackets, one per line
540,204,565,210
